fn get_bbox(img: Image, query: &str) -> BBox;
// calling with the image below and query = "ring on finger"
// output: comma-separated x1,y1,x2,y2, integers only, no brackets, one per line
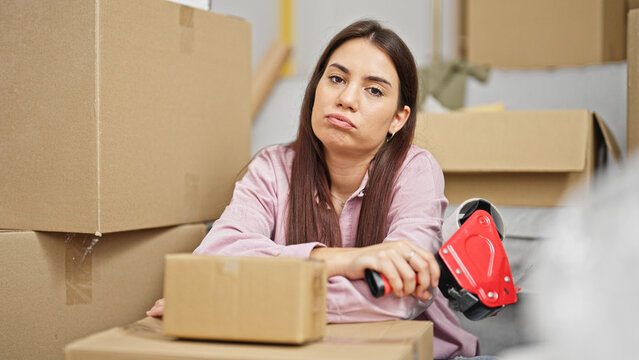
406,250,416,261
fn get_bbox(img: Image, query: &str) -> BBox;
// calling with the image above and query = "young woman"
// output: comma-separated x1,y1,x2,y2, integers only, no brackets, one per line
149,20,479,359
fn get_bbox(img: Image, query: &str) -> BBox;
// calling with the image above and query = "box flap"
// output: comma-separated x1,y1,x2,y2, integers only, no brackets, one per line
415,110,591,173
593,112,622,162
0,230,33,234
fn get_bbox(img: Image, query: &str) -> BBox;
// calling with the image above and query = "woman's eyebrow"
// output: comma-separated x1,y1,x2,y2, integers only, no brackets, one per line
328,62,392,88
366,75,392,88
328,62,350,74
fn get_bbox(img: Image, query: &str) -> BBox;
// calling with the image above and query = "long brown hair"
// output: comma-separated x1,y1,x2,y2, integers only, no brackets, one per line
286,20,418,248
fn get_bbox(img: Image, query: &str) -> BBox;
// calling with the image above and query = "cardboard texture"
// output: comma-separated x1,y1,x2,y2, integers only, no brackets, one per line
414,110,620,207
0,223,207,360
65,317,434,360
461,0,627,68
163,255,327,344
0,0,251,234
629,10,639,155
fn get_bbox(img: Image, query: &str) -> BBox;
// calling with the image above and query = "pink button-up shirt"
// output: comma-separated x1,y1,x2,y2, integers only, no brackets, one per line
194,144,479,359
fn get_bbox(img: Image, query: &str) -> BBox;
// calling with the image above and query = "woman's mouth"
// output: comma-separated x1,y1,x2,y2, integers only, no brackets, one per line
326,113,356,129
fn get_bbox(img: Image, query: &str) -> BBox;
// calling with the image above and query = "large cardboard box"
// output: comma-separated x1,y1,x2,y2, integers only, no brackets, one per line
460,0,627,68
163,255,327,344
0,223,207,360
629,10,639,155
414,110,620,206
65,317,434,360
0,0,251,234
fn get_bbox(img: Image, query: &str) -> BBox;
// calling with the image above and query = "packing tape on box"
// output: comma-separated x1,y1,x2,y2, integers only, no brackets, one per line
179,5,194,54
442,198,505,241
65,233,99,305
122,320,166,341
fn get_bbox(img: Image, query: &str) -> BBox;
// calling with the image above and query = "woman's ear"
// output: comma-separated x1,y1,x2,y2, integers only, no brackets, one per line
388,105,411,134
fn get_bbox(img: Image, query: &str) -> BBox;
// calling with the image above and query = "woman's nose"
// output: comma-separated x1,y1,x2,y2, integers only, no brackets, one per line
337,84,358,111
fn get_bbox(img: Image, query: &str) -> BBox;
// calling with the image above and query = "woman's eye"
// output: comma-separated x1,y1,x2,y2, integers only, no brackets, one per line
329,75,344,84
367,87,383,97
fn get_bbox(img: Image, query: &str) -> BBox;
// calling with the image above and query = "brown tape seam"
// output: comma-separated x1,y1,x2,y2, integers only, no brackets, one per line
179,5,194,54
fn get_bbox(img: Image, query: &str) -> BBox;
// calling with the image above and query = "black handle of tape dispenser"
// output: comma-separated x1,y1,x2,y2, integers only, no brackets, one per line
365,269,388,298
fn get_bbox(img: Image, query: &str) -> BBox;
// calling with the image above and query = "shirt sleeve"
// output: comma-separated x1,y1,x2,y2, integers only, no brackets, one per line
325,149,448,323
193,147,325,258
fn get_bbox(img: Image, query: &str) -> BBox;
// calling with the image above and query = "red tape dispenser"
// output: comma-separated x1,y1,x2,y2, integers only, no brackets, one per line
365,199,519,320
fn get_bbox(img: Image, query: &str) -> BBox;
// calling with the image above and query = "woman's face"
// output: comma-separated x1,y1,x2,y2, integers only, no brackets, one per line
311,38,410,158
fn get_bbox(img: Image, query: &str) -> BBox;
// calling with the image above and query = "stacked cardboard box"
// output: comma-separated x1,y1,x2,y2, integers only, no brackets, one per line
629,9,639,155
459,0,627,68
0,0,251,234
414,110,621,207
162,255,328,344
0,0,251,359
64,254,434,359
65,317,434,360
0,225,207,360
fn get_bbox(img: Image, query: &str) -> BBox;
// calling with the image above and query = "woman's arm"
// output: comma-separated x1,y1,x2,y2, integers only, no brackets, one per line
310,239,439,299
193,146,325,258
313,148,447,322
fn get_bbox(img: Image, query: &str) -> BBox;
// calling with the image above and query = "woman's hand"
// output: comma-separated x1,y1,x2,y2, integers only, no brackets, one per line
146,298,164,318
310,239,440,301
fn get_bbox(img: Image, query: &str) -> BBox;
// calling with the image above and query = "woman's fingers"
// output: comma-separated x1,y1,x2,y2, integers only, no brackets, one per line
407,245,440,301
406,252,431,290
403,247,438,300
376,254,403,297
410,245,440,288
388,240,440,299
146,298,165,318
349,239,440,299
413,283,434,301
388,250,417,296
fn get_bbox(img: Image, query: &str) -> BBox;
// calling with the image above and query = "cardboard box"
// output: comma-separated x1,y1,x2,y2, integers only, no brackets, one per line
163,255,327,344
167,0,209,10
0,0,251,234
0,223,207,360
629,10,639,155
414,110,621,206
65,317,434,360
460,0,627,68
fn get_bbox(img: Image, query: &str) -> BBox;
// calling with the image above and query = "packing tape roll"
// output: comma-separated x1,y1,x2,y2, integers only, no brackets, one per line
442,198,505,242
